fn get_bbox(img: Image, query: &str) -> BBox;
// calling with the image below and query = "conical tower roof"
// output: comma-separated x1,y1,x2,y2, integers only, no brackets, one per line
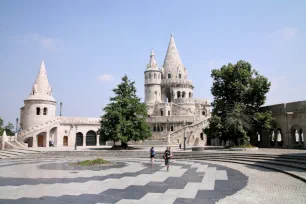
163,33,186,79
26,60,56,102
146,49,159,71
2,130,6,137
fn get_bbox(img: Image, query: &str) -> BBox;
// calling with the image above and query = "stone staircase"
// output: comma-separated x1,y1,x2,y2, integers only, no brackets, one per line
18,118,60,142
169,119,208,144
171,103,196,115
0,148,41,159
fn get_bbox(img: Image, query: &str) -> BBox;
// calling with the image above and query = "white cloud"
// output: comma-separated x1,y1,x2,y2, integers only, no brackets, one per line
98,74,114,82
281,27,298,40
31,33,63,51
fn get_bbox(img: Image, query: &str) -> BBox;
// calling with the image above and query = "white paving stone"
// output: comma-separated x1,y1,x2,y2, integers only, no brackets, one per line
178,182,200,198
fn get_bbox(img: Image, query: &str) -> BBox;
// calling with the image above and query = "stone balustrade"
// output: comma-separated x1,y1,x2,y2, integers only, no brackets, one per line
146,116,204,123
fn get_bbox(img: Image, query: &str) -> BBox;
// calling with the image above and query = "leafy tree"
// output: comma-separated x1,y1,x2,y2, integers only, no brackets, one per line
204,60,273,146
0,117,15,136
99,75,151,147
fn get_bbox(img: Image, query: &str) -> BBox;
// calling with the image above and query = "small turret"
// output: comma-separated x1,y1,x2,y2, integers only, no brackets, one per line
144,49,162,105
20,60,57,130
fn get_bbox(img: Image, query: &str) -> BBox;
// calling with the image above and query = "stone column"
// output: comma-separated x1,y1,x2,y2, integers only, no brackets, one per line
46,131,50,147
96,134,99,146
32,134,37,148
83,134,86,146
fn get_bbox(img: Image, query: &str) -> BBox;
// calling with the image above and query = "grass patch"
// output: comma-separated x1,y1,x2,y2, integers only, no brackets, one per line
233,144,256,148
74,158,110,166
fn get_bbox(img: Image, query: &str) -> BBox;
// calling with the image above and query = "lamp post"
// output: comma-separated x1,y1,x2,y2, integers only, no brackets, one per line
60,102,63,116
75,125,78,150
15,117,19,133
183,120,186,151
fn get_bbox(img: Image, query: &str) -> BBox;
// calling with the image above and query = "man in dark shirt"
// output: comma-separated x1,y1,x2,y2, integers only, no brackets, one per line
164,147,172,171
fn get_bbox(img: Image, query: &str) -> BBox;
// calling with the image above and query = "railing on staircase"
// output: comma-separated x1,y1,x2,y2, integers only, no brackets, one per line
168,119,208,144
18,118,60,139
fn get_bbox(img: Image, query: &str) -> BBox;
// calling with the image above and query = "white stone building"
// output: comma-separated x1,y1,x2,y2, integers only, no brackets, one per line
18,61,100,148
17,34,211,148
144,34,211,146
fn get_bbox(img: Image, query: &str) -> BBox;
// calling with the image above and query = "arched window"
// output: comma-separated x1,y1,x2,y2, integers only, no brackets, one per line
32,90,35,95
179,74,181,79
182,91,186,98
157,126,160,132
149,74,151,79
202,111,206,116
43,107,48,115
161,126,164,131
160,110,163,116
177,91,181,98
200,133,204,140
171,126,174,131
168,111,170,116
154,73,156,78
189,92,192,98
168,73,171,79
36,107,40,115
153,126,156,132
86,130,97,146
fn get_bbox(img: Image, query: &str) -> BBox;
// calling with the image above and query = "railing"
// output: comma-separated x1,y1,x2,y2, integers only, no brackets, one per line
18,118,60,137
161,79,193,87
146,116,204,123
59,116,100,125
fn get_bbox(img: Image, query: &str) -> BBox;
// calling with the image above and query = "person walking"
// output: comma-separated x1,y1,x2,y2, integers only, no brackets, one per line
150,147,156,164
163,146,172,171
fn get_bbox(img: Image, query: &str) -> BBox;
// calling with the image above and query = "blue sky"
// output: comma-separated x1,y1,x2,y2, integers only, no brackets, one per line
1,0,306,125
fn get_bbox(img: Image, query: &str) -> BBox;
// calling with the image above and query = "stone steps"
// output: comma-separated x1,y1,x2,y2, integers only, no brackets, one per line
0,149,41,160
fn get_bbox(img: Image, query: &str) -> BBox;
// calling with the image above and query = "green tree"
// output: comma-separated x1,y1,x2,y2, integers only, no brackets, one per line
99,75,151,147
204,60,273,146
0,117,15,136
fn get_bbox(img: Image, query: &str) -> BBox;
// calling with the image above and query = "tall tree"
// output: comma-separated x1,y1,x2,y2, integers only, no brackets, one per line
204,60,273,145
99,75,151,147
0,117,15,136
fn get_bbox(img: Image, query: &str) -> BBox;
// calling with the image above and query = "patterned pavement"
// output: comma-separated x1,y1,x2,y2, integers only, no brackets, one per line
0,157,248,204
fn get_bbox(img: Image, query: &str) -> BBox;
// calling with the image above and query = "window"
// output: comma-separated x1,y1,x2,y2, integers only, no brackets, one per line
154,73,156,78
182,92,186,98
32,90,35,95
177,91,181,98
161,126,164,131
179,74,181,79
43,108,48,115
200,133,204,140
202,111,206,116
161,110,163,116
153,126,156,132
168,73,171,79
157,126,160,132
36,107,40,115
171,126,174,131
168,111,170,116
189,92,192,98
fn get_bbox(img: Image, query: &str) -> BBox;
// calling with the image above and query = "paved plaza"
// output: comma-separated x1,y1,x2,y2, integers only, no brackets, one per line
0,156,305,204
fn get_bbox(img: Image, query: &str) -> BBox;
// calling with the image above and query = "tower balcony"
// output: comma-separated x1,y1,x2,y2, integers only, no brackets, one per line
161,79,194,88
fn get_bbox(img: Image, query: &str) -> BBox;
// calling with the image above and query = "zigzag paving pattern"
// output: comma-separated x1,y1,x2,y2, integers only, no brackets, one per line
0,157,305,204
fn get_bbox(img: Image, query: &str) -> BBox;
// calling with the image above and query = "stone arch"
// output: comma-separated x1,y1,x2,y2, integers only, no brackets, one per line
179,73,182,79
291,125,303,144
177,91,181,98
168,73,171,79
86,130,97,146
76,132,83,146
182,91,186,98
63,136,68,146
194,137,200,146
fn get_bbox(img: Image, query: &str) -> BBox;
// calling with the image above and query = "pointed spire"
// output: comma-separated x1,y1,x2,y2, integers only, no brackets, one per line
2,130,6,137
163,33,185,77
147,49,159,70
26,60,55,102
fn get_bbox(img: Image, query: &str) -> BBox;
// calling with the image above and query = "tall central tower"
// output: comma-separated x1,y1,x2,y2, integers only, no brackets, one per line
161,34,194,103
